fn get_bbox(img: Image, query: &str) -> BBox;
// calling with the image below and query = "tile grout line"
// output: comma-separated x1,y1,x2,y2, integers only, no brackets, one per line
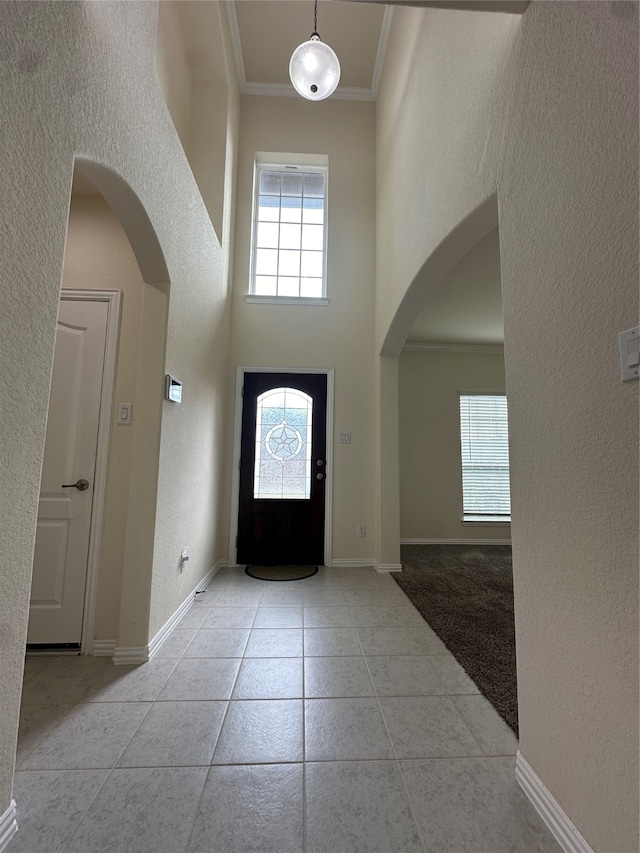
61,768,113,853
362,587,439,853
17,567,525,852
56,678,159,851
302,611,308,853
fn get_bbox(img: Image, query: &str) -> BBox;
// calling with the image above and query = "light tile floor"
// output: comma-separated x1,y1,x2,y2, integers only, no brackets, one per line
11,566,560,852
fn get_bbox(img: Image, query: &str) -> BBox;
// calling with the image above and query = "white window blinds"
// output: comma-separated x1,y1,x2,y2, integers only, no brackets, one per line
459,394,511,522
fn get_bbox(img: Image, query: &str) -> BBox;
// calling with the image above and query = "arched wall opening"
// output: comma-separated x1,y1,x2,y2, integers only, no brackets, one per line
375,195,502,572
74,159,170,288
398,225,508,543
26,158,172,658
381,194,499,359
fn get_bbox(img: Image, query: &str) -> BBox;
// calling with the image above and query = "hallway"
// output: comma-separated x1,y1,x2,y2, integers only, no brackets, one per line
12,566,558,852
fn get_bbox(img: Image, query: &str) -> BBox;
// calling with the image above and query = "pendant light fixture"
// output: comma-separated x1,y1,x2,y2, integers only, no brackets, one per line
289,0,341,101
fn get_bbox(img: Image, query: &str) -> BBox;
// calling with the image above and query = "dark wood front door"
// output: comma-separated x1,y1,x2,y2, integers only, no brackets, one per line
237,372,327,566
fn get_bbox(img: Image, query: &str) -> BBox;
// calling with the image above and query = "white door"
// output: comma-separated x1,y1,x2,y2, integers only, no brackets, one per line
28,299,109,646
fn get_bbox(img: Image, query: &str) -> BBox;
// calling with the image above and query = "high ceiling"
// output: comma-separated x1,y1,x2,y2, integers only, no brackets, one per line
73,1,505,347
227,1,392,99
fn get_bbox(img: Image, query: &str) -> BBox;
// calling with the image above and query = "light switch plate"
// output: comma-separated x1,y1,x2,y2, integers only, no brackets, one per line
117,403,132,425
619,326,640,381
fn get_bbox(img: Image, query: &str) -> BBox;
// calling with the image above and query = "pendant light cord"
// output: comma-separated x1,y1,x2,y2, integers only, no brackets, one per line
311,0,320,39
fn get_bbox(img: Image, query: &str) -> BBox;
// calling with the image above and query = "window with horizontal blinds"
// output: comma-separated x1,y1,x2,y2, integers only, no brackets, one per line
459,394,511,522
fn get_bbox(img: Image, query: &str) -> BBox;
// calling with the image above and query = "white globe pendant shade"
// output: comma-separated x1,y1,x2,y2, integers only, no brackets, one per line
289,35,341,101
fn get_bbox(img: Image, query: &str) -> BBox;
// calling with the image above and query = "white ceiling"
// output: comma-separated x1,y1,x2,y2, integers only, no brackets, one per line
227,1,392,99
406,229,504,347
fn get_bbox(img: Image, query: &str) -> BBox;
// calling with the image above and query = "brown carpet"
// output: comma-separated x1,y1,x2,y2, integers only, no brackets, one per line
394,543,518,735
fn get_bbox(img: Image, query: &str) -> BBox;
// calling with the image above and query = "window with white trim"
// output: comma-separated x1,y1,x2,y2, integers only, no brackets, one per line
459,394,511,522
250,159,327,300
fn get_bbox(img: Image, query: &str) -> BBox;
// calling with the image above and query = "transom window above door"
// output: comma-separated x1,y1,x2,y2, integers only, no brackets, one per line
248,155,329,304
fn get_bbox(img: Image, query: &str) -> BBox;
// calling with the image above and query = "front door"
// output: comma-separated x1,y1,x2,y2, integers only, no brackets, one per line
27,298,108,646
237,372,327,566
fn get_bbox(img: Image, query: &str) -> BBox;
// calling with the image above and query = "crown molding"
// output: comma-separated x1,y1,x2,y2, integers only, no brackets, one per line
225,1,393,102
371,6,394,98
242,81,375,102
402,342,504,353
225,1,247,90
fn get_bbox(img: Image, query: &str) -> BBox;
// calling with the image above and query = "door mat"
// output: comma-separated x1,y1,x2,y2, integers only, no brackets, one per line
245,565,318,582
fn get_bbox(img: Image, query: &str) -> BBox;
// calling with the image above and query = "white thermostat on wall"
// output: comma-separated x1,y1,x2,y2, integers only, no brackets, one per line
165,375,183,403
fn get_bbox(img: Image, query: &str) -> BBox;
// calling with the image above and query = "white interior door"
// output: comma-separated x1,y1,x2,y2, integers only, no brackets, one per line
28,299,109,646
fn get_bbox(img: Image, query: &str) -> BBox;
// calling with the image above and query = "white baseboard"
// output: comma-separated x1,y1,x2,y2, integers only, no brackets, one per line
400,538,511,545
147,561,224,660
516,752,594,853
331,558,376,569
113,561,225,666
329,559,402,573
92,639,116,657
113,645,149,666
374,562,402,573
0,800,17,852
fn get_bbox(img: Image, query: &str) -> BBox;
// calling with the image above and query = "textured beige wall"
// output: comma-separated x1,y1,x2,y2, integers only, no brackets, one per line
157,1,237,247
0,0,233,817
148,0,240,642
61,196,147,641
375,6,520,350
377,2,638,850
230,96,376,563
399,350,509,541
497,3,639,850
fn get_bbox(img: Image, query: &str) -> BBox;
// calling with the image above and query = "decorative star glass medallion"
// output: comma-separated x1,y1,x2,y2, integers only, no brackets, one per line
265,422,303,461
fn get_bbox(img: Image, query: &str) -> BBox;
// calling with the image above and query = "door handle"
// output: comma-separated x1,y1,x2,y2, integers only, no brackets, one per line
61,479,90,491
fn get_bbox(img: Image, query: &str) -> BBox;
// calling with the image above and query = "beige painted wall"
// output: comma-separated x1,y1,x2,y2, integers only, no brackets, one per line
0,0,234,818
229,95,376,564
497,3,639,850
157,1,239,247
377,3,638,850
399,350,509,542
156,0,192,152
375,6,520,350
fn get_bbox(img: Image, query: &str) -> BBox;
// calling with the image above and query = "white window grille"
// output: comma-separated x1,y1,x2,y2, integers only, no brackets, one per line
250,160,327,300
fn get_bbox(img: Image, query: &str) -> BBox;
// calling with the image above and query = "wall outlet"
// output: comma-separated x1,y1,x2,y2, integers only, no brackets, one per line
179,547,191,572
357,524,366,537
